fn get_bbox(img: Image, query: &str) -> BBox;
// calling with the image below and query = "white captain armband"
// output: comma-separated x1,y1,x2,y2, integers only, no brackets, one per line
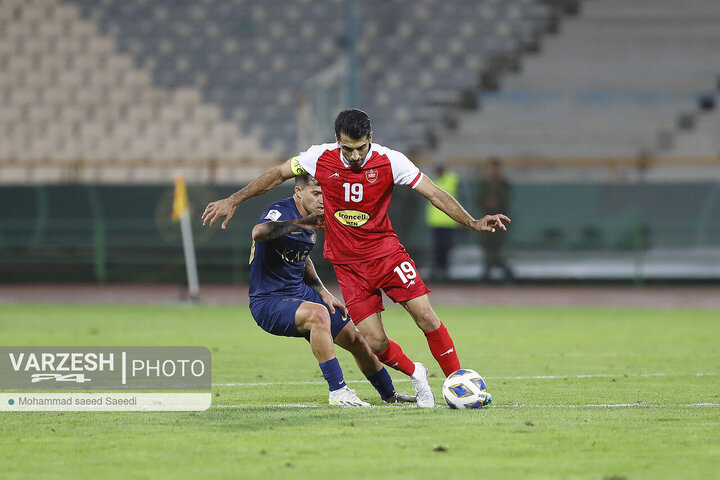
290,156,308,175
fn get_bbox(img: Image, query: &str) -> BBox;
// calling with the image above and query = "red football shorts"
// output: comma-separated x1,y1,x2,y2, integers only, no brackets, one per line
333,249,431,325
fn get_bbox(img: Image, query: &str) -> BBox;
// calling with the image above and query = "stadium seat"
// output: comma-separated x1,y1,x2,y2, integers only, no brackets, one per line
1,0,573,181
434,0,720,179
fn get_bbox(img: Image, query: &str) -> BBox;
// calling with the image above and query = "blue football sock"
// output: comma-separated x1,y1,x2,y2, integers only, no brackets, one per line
366,367,395,401
319,358,346,392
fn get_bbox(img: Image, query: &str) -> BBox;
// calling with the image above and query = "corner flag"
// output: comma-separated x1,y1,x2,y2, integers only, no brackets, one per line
172,176,199,299
172,176,189,221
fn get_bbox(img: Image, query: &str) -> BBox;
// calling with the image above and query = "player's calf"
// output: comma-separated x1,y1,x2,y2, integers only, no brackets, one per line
424,322,461,377
335,324,414,403
334,323,380,374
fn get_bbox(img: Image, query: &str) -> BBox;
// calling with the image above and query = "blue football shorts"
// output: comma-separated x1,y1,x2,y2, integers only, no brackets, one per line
249,290,350,341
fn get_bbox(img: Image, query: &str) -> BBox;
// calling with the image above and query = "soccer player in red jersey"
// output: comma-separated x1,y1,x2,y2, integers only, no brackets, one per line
203,109,510,407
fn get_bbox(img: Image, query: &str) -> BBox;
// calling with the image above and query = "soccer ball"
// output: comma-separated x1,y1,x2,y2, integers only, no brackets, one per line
442,369,492,409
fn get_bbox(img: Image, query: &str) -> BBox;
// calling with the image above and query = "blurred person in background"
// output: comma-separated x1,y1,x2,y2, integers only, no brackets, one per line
425,162,460,281
478,157,514,282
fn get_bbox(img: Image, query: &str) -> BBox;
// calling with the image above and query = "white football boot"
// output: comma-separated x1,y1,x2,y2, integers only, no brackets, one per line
410,362,436,408
329,386,371,407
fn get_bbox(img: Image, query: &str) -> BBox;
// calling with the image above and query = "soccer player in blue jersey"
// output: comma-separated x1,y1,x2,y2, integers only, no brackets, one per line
249,173,415,407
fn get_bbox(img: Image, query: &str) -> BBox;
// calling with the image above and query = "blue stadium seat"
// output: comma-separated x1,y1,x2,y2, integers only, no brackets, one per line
59,0,549,154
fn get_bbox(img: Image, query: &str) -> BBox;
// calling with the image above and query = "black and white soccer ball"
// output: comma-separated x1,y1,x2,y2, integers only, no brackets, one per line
442,369,492,409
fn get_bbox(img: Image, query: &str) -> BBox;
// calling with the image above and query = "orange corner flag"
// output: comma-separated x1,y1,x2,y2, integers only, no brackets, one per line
172,176,189,221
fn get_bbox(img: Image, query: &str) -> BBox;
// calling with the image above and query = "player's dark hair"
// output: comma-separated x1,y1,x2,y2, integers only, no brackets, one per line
295,174,319,187
334,109,372,140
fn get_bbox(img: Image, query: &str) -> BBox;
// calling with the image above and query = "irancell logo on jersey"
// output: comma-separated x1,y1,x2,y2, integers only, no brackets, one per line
0,347,211,411
334,209,371,227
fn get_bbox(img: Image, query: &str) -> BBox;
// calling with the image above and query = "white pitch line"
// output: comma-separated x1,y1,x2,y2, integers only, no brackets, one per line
493,403,720,408
211,402,720,409
213,372,716,387
215,379,389,387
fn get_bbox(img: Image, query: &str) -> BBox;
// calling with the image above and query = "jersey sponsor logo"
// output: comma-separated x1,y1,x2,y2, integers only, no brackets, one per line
333,209,371,227
290,156,307,175
365,169,378,183
264,209,282,221
280,248,310,263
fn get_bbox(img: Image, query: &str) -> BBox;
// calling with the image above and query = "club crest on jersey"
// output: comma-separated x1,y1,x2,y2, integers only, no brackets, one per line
311,233,317,243
365,169,378,183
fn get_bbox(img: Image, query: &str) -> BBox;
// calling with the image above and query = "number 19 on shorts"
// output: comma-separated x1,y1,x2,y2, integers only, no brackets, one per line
393,261,417,284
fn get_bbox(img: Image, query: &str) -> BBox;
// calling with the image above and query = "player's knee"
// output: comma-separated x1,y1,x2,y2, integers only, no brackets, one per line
304,304,331,332
366,335,389,355
412,306,441,332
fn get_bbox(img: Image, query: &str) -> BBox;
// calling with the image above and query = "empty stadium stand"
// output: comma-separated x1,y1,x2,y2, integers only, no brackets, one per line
436,0,720,181
1,0,560,183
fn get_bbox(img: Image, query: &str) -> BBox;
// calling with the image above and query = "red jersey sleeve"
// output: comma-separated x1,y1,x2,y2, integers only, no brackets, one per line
381,146,424,188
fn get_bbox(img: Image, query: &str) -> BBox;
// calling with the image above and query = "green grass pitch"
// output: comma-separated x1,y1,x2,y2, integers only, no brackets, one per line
0,303,718,479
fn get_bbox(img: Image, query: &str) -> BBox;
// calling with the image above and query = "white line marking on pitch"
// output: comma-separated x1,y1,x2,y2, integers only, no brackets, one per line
213,372,716,387
211,402,720,409
493,403,720,408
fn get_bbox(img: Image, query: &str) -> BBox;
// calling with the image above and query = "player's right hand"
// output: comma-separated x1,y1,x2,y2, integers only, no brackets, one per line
202,198,237,230
297,212,325,230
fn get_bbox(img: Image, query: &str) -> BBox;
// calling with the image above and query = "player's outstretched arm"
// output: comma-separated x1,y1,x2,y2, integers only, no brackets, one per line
202,159,296,229
414,176,511,232
303,257,347,317
251,213,325,242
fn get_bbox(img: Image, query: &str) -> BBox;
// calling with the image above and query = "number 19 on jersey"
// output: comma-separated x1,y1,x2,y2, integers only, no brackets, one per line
343,182,363,202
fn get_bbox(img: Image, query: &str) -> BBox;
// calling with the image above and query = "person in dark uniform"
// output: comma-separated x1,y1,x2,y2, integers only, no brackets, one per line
248,173,415,406
478,158,514,282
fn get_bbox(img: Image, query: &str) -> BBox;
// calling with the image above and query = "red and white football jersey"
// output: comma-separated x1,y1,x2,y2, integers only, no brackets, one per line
294,142,424,265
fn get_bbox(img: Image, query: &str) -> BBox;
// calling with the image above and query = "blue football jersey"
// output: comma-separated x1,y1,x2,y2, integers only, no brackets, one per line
249,197,318,298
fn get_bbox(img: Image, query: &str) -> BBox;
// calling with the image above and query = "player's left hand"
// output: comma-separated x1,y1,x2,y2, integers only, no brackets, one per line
320,289,348,318
474,214,511,233
202,198,237,230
